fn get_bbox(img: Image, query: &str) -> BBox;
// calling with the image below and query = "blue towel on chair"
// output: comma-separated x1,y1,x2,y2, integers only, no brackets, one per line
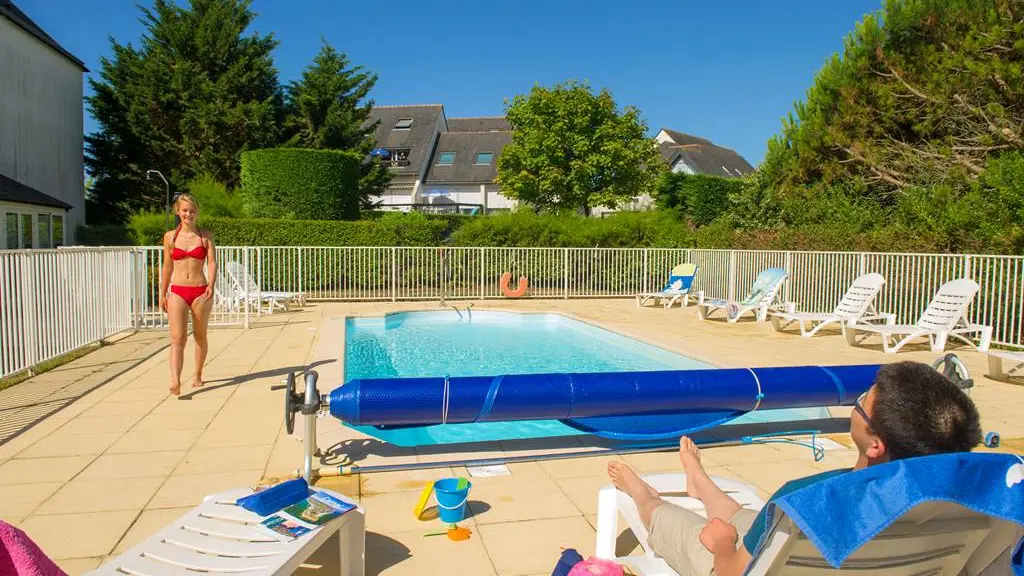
752,452,1024,572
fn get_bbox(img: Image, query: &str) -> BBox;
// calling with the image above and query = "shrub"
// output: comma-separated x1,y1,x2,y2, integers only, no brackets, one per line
187,174,244,218
75,224,135,246
240,148,362,220
124,212,448,247
655,172,744,226
448,210,693,248
129,211,171,245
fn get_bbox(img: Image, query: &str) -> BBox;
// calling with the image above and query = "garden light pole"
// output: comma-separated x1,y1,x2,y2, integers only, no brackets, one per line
146,169,171,230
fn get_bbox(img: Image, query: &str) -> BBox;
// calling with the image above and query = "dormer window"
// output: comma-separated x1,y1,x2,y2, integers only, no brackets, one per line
437,152,456,165
474,152,494,165
394,118,413,129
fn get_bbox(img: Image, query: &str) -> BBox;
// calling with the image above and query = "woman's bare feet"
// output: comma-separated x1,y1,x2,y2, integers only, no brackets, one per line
679,436,710,500
608,461,659,501
169,381,182,396
192,376,204,389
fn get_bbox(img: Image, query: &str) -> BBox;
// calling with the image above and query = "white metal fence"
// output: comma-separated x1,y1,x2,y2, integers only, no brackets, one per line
1,248,136,377
3,246,1023,378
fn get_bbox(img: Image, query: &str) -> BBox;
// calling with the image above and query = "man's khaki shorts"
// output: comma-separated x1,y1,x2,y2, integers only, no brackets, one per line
647,503,758,576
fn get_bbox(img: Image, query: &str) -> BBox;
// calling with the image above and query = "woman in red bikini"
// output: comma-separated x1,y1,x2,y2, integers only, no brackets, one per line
159,193,217,396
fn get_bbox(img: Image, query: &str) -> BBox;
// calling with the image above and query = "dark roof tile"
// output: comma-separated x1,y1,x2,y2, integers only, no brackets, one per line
0,172,72,209
367,105,445,175
447,117,510,133
424,132,512,184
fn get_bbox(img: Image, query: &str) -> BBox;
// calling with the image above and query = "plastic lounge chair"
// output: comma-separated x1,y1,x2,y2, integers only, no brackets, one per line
225,260,306,314
595,453,1024,576
86,486,364,576
696,268,791,323
986,349,1024,380
746,452,1024,576
636,263,700,309
842,278,992,354
769,272,891,338
594,472,765,576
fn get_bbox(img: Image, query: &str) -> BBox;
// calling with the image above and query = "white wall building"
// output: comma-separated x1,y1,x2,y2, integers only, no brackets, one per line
0,0,88,249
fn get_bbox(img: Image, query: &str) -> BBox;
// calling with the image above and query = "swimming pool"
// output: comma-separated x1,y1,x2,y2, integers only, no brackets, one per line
344,311,831,446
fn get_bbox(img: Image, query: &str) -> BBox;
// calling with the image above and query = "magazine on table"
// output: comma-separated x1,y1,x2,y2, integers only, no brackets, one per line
256,490,356,541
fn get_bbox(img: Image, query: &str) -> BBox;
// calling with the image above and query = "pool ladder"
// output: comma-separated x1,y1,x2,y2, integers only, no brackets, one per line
443,302,473,320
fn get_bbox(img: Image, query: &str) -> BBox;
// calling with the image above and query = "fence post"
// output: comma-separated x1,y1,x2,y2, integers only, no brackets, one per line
563,248,570,299
130,248,138,329
100,251,108,341
20,252,37,370
243,248,251,329
964,254,973,280
479,247,485,300
642,249,649,295
391,247,397,302
783,251,792,304
297,247,303,296
859,252,867,276
727,250,737,301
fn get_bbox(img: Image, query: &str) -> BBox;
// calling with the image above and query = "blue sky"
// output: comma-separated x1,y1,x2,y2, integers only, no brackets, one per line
20,0,882,166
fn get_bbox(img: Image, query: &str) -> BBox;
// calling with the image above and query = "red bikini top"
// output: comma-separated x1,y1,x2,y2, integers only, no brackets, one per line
170,226,207,261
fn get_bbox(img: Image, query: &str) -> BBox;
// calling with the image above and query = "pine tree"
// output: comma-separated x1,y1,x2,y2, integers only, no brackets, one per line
85,0,283,223
283,41,390,208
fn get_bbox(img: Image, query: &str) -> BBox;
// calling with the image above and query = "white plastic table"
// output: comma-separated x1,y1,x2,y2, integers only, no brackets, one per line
86,487,364,576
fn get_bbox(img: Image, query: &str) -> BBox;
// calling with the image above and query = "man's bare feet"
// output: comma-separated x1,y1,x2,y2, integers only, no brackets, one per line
192,376,204,389
608,461,659,501
679,436,707,500
169,382,182,396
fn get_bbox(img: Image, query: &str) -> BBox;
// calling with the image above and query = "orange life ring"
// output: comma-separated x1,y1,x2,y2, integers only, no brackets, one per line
500,272,529,298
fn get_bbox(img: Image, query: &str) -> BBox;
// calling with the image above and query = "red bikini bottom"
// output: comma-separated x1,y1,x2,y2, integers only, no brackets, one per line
170,284,208,306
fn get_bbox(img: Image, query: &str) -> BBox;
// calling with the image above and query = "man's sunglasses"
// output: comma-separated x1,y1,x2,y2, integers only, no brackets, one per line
853,391,873,430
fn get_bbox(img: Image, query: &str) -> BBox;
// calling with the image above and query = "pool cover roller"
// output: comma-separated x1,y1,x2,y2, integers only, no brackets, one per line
329,364,881,440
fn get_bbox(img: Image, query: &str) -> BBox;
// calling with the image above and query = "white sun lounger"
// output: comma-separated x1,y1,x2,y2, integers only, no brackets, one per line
224,260,306,314
770,272,892,338
594,472,765,576
842,278,992,354
595,454,1024,576
986,349,1024,379
696,268,791,323
87,487,364,576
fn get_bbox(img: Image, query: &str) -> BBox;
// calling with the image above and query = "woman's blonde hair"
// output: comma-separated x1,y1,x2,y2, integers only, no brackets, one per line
173,193,199,213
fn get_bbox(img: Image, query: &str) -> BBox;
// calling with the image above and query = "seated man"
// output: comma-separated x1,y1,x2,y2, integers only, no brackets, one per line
607,360,983,576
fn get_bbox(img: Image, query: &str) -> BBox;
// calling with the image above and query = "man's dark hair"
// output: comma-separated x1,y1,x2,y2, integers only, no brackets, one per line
871,361,982,460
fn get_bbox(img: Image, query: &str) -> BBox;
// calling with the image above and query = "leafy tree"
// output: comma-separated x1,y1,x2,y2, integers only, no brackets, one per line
496,80,664,214
85,0,283,223
762,0,1024,199
283,41,390,208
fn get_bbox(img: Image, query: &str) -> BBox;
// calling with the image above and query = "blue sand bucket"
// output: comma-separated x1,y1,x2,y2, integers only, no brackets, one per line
434,477,472,523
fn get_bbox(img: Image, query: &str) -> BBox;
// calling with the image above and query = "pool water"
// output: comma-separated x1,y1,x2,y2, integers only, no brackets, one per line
344,311,831,446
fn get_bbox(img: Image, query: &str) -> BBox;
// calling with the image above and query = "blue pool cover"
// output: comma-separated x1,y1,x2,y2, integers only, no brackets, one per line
329,364,881,440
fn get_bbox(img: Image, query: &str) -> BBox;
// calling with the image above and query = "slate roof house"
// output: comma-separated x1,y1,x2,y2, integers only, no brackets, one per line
365,105,756,214
655,128,755,177
366,105,514,213
1,0,88,248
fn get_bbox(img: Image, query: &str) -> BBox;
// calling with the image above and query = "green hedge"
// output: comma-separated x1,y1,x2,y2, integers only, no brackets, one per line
241,148,361,220
655,172,743,226
75,224,135,246
115,211,448,246
447,211,698,248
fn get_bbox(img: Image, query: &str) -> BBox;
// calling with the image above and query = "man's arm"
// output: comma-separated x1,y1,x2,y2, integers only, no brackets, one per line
700,517,754,576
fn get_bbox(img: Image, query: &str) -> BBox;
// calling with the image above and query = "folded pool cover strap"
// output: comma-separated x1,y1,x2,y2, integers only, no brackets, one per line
330,364,881,439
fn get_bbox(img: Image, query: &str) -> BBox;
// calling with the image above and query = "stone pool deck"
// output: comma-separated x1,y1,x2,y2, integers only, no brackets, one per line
0,299,1021,575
